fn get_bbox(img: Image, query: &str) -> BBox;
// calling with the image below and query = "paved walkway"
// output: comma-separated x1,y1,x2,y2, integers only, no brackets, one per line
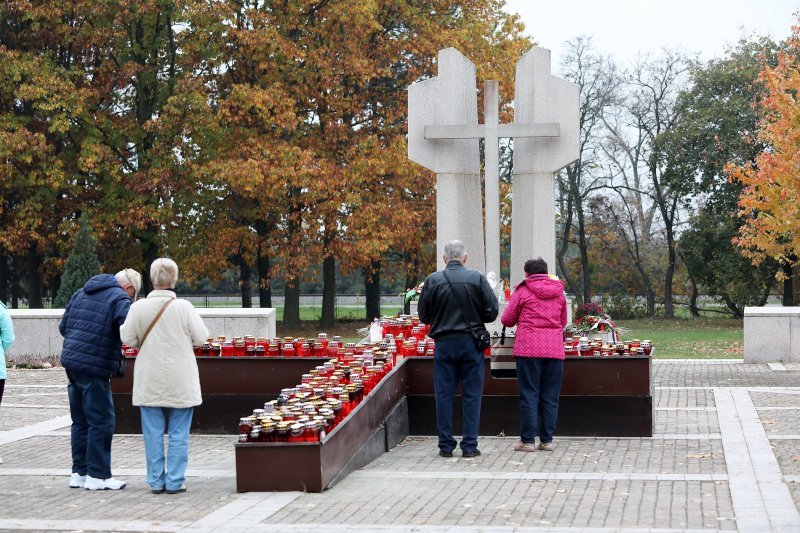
1,362,800,532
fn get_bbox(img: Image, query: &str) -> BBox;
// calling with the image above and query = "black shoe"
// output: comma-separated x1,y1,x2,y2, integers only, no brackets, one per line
438,450,453,458
151,488,165,494
165,486,186,494
462,449,481,458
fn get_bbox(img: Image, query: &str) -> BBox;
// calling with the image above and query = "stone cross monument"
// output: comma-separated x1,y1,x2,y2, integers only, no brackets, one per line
408,47,578,291
408,48,485,274
509,48,579,287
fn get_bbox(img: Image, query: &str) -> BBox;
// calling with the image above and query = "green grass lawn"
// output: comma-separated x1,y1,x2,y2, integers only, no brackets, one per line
617,318,743,359
272,305,401,322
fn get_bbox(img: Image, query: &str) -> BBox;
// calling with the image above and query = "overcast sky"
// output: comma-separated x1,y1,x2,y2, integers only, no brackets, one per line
503,0,800,69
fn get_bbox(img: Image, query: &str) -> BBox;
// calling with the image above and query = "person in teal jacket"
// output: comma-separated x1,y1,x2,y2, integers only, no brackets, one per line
0,299,15,465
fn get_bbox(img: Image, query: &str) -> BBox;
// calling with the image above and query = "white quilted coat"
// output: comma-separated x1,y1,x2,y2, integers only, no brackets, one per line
120,290,208,408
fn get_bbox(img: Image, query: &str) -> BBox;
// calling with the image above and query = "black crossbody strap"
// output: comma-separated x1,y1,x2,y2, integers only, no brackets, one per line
442,270,482,328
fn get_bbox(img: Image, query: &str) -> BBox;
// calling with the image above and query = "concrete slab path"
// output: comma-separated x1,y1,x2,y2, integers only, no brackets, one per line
1,362,800,532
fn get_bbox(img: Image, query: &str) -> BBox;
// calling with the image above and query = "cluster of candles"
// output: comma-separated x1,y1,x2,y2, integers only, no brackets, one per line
124,333,355,358
564,336,653,357
121,315,440,359
237,349,394,443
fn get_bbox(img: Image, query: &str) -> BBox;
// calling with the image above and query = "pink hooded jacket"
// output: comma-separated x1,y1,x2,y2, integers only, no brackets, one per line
501,274,568,359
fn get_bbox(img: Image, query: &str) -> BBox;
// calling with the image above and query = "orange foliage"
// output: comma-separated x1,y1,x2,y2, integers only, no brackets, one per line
728,22,800,273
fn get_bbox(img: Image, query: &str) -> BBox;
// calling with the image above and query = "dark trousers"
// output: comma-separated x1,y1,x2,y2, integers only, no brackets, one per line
0,378,4,404
66,369,116,479
515,356,563,444
433,337,484,453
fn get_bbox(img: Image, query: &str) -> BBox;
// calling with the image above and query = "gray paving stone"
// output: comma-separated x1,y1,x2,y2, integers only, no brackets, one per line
0,474,237,522
751,390,800,408
2,364,800,531
759,408,800,435
655,409,720,434
769,439,800,477
654,362,800,387
655,388,715,408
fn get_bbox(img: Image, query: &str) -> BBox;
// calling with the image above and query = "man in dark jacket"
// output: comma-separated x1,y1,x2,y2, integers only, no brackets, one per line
60,271,139,491
418,240,499,458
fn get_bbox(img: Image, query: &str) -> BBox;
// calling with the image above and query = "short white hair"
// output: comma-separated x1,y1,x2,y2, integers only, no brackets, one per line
150,258,179,290
115,268,142,299
443,240,466,262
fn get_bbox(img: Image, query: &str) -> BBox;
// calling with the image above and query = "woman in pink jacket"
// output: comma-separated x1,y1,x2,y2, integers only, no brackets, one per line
501,258,568,452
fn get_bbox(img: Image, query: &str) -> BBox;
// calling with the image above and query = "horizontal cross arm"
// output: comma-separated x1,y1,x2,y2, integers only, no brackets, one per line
424,123,560,140
497,123,559,138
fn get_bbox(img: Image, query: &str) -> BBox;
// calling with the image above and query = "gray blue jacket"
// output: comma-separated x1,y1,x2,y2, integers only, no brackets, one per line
59,274,131,378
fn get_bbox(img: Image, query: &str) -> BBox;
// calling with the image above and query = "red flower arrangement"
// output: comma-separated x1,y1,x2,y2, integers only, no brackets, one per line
566,303,625,340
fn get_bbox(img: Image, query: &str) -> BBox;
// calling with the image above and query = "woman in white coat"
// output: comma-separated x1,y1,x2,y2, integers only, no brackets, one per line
121,258,208,494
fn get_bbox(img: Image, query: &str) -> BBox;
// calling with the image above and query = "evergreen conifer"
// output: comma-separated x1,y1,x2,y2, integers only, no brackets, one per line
54,217,101,307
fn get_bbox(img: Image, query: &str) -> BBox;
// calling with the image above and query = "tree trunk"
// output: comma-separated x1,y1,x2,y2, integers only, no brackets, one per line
320,255,336,328
26,244,43,308
783,262,793,306
283,276,301,328
0,252,7,304
256,220,272,308
239,253,252,308
365,260,381,321
9,254,19,308
575,193,591,304
142,226,159,296
663,237,676,318
758,276,773,307
688,277,700,317
257,250,271,308
557,175,580,301
721,295,744,319
646,290,656,318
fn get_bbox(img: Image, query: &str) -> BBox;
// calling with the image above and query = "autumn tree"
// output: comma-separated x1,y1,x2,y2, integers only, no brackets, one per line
728,25,800,306
673,37,780,316
0,2,95,307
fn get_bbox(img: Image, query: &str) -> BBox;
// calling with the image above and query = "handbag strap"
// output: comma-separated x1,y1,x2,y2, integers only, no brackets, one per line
139,298,174,347
441,270,482,330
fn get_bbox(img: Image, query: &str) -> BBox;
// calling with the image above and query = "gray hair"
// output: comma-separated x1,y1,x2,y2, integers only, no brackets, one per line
150,258,179,290
115,268,142,300
443,240,466,262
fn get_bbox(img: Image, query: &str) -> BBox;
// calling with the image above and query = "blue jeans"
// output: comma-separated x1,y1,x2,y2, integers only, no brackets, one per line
515,357,564,444
434,336,484,453
140,406,193,491
65,369,116,479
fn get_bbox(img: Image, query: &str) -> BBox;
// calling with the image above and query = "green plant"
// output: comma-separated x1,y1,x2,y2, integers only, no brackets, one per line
600,295,648,320
55,216,101,307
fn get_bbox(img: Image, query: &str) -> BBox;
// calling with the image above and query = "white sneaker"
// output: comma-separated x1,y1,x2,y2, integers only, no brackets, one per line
0,455,3,464
84,475,126,490
69,473,86,488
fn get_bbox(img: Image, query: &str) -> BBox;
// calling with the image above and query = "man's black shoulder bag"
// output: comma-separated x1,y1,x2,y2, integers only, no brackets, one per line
442,270,492,352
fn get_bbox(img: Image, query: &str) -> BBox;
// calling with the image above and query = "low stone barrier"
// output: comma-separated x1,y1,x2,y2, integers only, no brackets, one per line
744,306,799,363
6,307,277,359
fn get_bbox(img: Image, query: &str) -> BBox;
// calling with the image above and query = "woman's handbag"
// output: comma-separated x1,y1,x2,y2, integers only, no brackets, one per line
441,271,492,352
490,327,517,379
114,299,173,378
